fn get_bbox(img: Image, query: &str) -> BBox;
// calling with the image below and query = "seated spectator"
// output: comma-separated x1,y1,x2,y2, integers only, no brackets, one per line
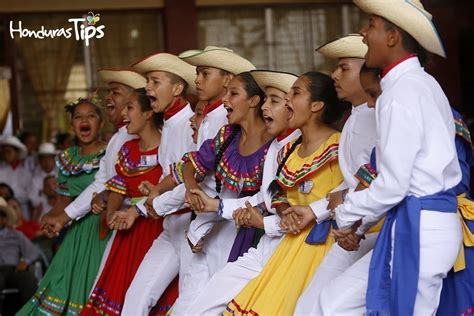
31,143,58,217
0,197,39,308
9,197,42,241
33,175,58,223
0,136,32,220
18,131,39,174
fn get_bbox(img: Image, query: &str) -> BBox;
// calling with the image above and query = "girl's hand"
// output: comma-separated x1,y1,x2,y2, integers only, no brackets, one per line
108,206,140,230
188,189,219,212
281,205,315,231
279,211,301,235
233,201,264,229
138,181,154,196
91,192,106,214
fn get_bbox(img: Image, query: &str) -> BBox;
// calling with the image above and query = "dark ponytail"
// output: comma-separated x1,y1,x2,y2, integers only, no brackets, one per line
268,136,303,196
236,72,265,119
214,125,240,194
302,72,344,126
134,88,164,130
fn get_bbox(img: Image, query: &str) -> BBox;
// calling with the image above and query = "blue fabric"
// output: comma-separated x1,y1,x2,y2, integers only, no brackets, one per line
451,109,472,197
437,109,474,315
366,189,457,316
305,220,338,244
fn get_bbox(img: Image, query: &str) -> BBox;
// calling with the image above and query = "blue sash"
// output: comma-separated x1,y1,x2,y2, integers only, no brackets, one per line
366,189,457,315
305,220,338,244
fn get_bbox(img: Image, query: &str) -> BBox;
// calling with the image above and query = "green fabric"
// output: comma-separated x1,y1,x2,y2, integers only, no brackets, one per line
17,214,111,316
17,146,109,316
55,146,105,197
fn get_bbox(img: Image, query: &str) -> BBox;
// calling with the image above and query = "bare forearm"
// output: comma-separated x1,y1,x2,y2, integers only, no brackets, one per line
106,191,124,214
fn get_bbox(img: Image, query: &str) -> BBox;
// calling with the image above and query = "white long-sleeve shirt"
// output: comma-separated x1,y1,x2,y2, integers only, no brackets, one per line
336,57,461,229
64,126,136,219
310,103,377,222
159,104,195,178
144,103,227,218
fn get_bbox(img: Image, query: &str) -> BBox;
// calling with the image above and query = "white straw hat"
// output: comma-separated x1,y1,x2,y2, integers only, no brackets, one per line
98,69,146,89
0,135,27,159
250,70,298,94
132,53,197,95
38,142,58,156
0,197,17,226
316,34,367,59
181,46,256,75
354,0,446,57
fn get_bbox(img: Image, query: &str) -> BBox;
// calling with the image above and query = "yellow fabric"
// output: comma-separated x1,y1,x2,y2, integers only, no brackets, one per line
367,219,384,234
225,134,343,316
453,195,474,272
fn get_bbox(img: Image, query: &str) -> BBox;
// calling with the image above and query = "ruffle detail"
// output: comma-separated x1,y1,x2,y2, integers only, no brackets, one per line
455,118,472,145
276,141,339,189
183,124,271,193
55,146,105,177
115,141,159,177
355,163,378,188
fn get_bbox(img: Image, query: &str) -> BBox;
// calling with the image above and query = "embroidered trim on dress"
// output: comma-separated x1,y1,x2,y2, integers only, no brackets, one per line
355,163,378,188
455,118,472,145
276,143,339,189
55,147,105,177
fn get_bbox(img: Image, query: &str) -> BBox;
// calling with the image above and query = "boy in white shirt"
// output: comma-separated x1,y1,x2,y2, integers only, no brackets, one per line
317,1,462,315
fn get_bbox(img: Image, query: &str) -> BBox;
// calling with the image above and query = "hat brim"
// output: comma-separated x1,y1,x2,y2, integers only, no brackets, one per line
99,69,146,89
250,70,298,94
0,138,27,159
354,0,446,57
316,34,368,59
132,53,197,95
182,49,256,75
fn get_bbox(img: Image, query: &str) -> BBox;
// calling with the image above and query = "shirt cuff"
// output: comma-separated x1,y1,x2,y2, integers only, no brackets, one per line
310,198,331,224
263,215,284,237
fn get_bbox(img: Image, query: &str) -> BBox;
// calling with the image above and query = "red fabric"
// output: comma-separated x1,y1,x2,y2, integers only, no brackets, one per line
276,128,295,142
115,139,162,197
116,120,127,129
202,99,222,117
381,53,417,78
81,140,178,315
164,98,188,121
16,221,40,240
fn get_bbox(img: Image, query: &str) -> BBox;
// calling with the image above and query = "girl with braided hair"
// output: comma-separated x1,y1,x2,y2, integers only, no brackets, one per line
224,71,345,315
170,71,273,313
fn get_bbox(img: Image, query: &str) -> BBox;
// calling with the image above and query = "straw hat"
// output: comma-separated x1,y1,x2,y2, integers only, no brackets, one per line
0,135,27,159
132,53,197,95
0,197,17,226
354,0,446,57
38,142,58,156
181,46,256,75
315,34,367,59
99,69,146,89
250,70,298,94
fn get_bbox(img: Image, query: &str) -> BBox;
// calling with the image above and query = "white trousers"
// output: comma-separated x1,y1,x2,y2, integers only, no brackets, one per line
294,232,378,315
172,219,238,315
183,233,283,315
318,211,462,316
121,213,192,316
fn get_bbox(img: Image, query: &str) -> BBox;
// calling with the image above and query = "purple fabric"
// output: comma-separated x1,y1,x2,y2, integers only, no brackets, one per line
228,227,257,262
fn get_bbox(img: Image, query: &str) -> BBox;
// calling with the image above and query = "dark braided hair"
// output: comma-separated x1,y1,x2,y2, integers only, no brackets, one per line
214,125,240,194
268,136,303,196
214,72,266,194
